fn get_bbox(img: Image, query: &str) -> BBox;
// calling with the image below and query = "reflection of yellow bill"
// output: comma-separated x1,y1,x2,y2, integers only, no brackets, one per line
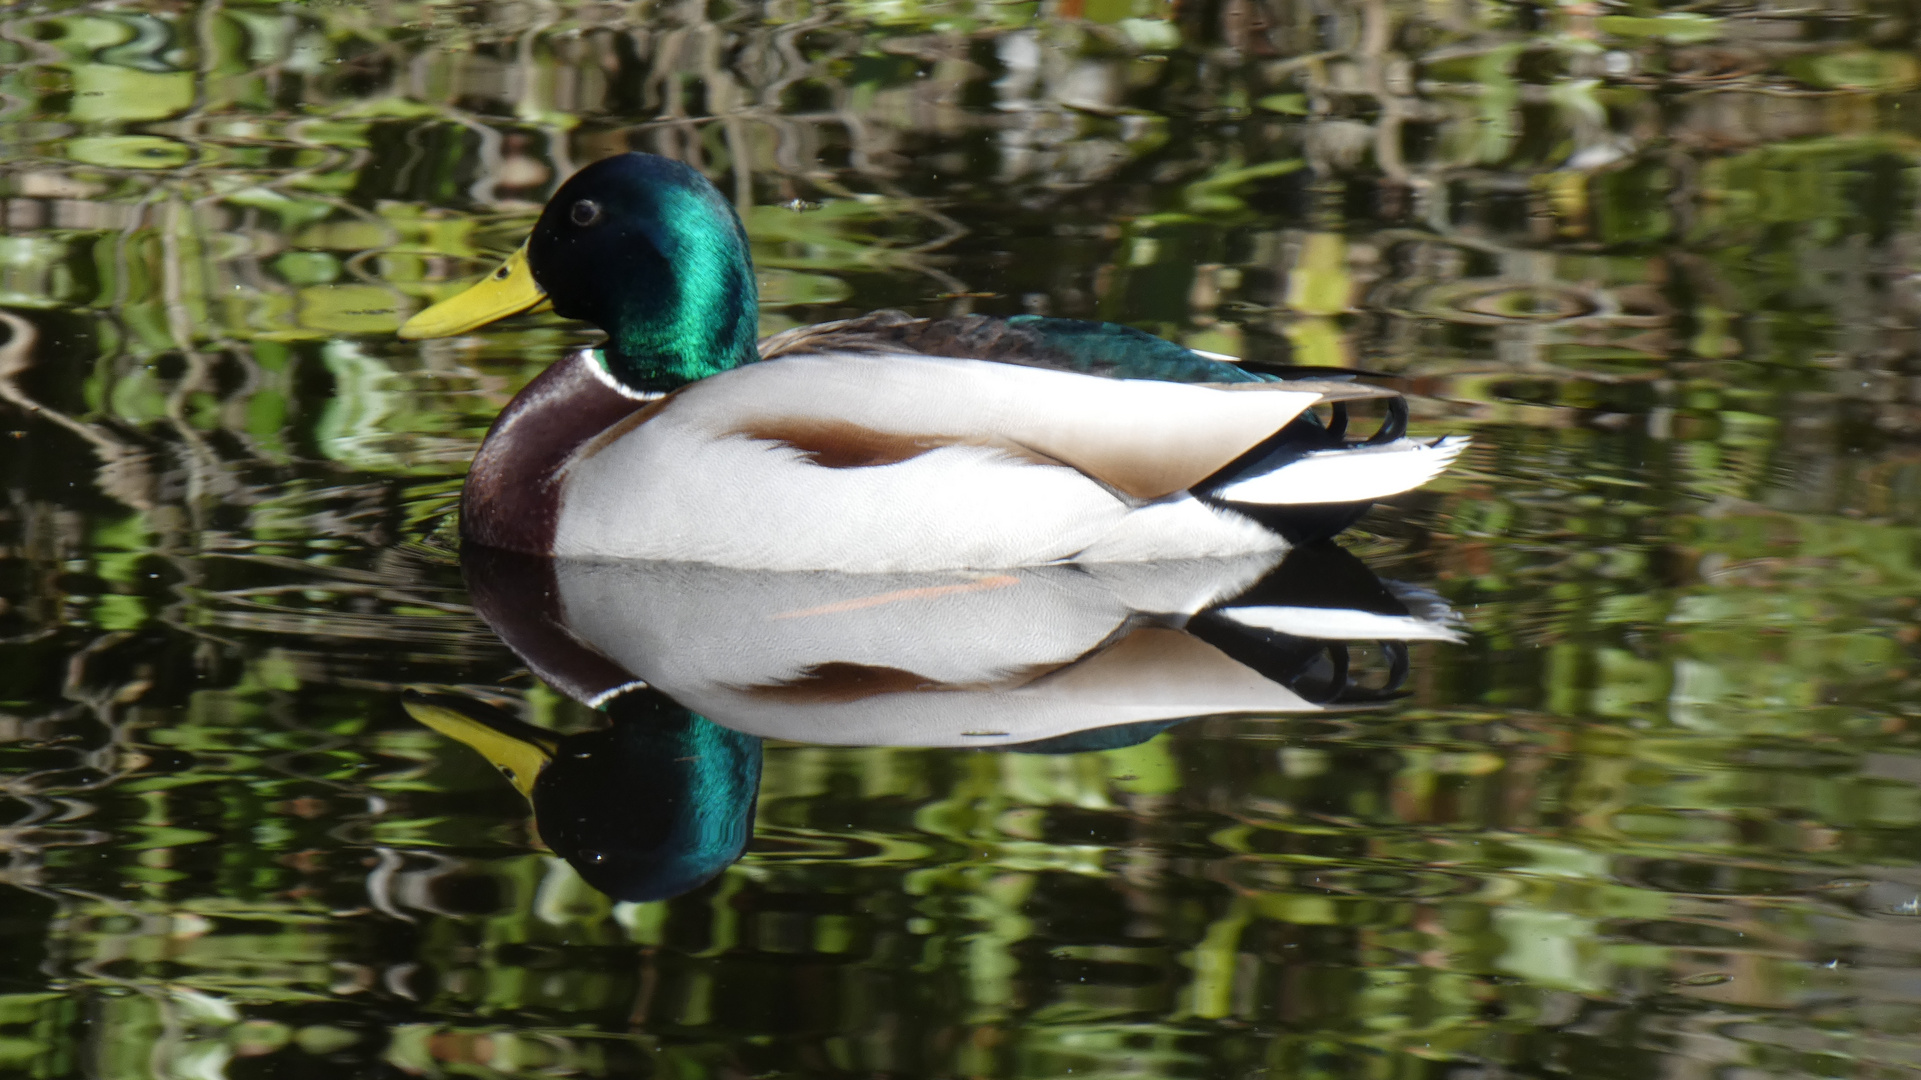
397,243,550,339
401,688,559,801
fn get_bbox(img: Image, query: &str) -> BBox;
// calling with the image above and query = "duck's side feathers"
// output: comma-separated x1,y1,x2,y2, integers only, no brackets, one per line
1069,496,1284,563
550,352,1322,568
722,352,1327,501
1211,435,1470,506
727,415,1064,471
463,348,650,555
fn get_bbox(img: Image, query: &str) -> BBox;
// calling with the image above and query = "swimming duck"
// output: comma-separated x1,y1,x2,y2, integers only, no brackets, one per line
399,153,1465,571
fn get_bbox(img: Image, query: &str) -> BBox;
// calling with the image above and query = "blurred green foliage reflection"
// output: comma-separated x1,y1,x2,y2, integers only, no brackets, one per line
1,0,1920,1077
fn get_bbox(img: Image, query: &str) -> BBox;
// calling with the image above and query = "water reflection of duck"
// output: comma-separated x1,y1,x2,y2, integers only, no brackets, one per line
406,544,1460,901
395,152,1465,570
463,542,1460,745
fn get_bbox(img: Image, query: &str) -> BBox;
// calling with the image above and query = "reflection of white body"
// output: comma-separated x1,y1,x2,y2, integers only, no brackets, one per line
493,555,1463,748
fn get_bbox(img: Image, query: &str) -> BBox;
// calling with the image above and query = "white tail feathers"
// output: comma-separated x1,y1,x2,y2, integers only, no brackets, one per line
1217,605,1466,644
1212,436,1469,506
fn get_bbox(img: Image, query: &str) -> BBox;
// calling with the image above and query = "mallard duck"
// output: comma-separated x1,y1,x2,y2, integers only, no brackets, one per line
399,153,1465,571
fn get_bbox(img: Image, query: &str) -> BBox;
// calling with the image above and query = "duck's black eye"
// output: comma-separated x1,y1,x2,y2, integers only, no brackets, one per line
570,199,603,227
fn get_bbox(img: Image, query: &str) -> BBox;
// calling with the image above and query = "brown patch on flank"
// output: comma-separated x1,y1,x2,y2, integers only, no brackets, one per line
746,656,1074,704
748,663,942,704
738,417,946,468
734,417,1065,472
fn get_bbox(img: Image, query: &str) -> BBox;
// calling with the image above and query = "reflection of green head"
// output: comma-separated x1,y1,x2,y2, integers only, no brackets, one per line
537,690,762,901
403,688,762,902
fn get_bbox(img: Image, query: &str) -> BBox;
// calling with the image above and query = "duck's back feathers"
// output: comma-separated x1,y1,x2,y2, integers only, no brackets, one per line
759,310,1265,384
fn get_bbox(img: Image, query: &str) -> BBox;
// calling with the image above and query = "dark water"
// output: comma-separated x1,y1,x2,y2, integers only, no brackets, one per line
3,1,1921,1076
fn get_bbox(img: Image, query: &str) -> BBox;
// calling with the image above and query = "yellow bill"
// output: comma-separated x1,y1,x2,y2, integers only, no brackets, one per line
402,688,561,802
397,242,550,339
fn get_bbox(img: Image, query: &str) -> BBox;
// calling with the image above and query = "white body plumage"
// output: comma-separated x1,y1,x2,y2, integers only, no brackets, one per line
545,350,1465,571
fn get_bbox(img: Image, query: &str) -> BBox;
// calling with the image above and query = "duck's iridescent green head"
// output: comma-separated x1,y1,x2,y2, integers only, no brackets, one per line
530,154,759,389
399,152,759,393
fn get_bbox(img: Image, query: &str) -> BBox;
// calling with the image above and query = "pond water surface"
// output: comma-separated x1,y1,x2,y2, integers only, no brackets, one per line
2,1,1921,1077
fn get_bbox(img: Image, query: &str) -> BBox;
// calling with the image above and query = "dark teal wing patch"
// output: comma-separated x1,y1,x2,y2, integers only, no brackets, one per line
999,315,1265,383
759,310,1271,383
